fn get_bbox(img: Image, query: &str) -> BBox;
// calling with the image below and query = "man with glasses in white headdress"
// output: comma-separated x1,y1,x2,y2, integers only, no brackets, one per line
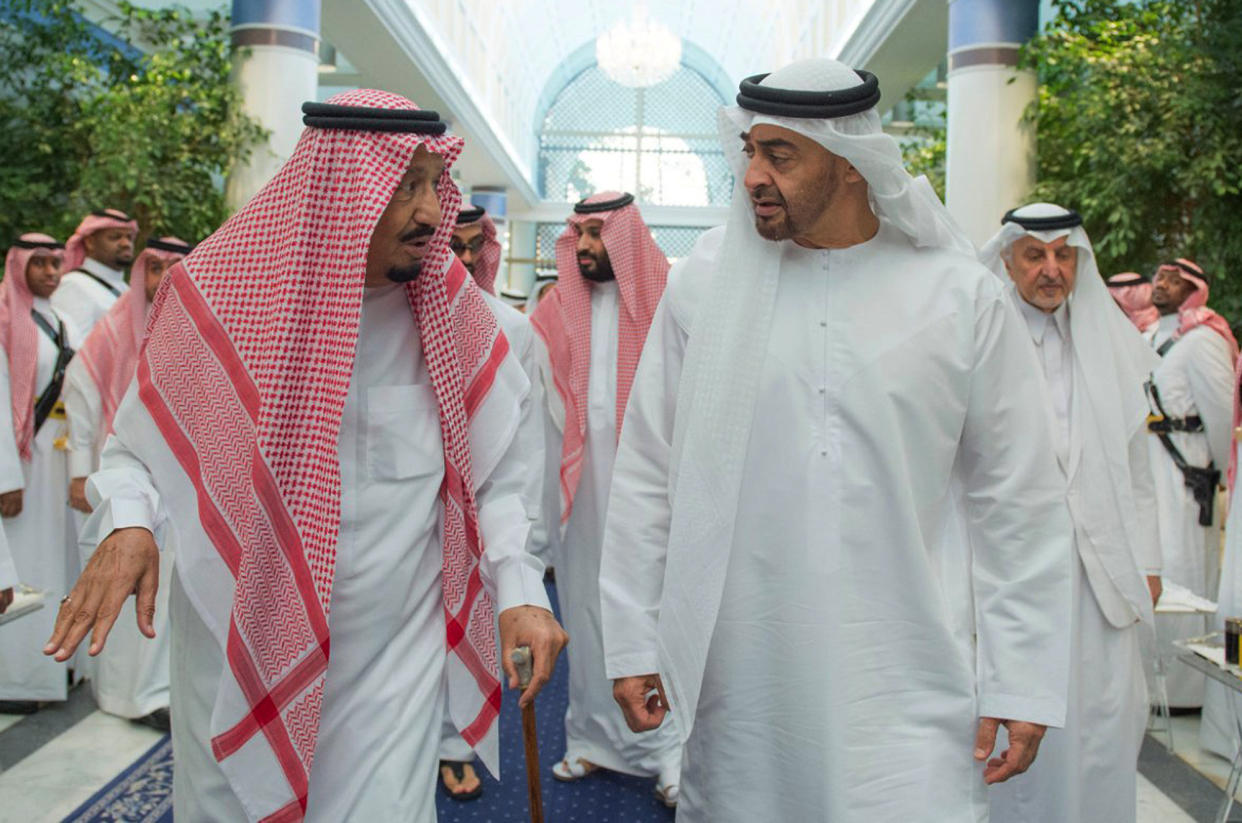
599,59,1074,821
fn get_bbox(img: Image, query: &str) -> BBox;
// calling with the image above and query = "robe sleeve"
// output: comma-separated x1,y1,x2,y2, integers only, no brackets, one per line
474,355,552,616
1185,331,1236,473
62,357,102,479
959,291,1073,729
83,414,168,548
0,521,18,590
1128,425,1163,575
0,352,24,494
531,340,565,563
599,294,688,680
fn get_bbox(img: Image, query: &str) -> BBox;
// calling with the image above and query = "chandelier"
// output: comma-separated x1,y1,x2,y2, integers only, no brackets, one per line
595,4,683,88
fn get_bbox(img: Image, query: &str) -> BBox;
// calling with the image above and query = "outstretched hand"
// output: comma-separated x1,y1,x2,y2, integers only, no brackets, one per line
975,717,1046,784
614,673,669,732
44,527,159,661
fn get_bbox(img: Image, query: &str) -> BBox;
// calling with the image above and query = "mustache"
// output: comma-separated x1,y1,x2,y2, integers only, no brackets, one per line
399,226,436,243
749,185,785,206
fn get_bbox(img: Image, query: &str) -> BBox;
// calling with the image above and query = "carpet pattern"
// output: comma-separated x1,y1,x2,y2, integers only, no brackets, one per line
60,582,678,822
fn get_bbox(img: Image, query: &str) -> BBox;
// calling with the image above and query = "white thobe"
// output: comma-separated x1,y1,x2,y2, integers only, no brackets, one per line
1204,436,1242,759
0,298,78,701
438,291,547,765
601,225,1073,822
546,280,682,780
989,298,1153,823
62,308,172,719
50,257,128,337
87,284,549,821
1147,323,1234,707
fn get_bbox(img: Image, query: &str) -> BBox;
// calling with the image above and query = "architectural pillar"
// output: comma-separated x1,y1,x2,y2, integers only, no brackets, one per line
226,0,322,209
944,0,1040,247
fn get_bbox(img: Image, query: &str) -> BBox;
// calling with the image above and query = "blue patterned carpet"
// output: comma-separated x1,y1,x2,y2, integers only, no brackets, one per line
62,582,677,822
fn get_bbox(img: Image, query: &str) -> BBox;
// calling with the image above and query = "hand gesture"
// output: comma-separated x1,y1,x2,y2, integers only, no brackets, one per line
44,527,159,661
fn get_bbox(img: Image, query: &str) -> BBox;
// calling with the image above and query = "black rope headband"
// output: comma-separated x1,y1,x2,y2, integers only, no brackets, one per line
736,70,880,118
13,238,64,250
301,101,448,135
573,193,634,214
456,206,486,225
1001,208,1083,231
146,237,194,255
90,209,133,221
1108,274,1149,287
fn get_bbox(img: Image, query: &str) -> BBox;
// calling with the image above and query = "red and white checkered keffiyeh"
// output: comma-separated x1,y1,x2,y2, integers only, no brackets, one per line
135,89,513,821
76,240,186,435
1,234,63,461
1163,258,1238,354
458,212,502,294
63,210,137,272
530,192,669,524
1106,273,1159,333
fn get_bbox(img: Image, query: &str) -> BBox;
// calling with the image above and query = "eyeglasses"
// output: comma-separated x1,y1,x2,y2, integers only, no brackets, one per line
451,237,486,255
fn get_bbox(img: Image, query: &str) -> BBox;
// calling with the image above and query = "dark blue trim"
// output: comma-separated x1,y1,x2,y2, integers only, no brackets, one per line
948,0,1039,50
230,0,320,35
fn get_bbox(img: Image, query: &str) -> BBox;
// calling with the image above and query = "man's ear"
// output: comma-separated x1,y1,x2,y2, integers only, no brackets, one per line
842,160,865,185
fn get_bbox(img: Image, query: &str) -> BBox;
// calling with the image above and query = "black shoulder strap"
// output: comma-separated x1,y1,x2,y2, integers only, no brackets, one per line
70,267,122,297
1156,336,1177,357
31,312,74,434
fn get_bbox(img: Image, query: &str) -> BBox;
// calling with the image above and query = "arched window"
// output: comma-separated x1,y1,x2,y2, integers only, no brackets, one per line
538,63,731,207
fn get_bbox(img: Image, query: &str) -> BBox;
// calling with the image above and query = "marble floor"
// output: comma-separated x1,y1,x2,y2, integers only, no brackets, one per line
0,691,1229,822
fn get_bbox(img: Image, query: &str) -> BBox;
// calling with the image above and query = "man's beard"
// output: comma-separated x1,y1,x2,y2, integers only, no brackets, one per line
750,177,836,242
386,262,422,283
578,255,615,282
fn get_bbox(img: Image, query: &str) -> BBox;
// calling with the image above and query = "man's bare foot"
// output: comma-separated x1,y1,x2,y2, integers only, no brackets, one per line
439,760,483,801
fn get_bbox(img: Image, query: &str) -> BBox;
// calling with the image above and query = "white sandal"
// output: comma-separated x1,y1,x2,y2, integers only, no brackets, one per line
654,778,679,808
552,756,598,781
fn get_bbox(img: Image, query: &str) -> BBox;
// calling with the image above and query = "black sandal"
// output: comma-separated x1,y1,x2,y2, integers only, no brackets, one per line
439,760,484,802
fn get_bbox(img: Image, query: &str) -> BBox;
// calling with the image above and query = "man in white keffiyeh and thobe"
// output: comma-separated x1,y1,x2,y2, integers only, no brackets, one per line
599,59,1074,822
530,192,682,805
46,90,567,823
979,203,1163,823
61,236,192,731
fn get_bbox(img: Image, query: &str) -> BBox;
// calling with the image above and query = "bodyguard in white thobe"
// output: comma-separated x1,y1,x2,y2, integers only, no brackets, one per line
0,289,79,705
1146,260,1235,709
981,204,1161,823
600,60,1073,822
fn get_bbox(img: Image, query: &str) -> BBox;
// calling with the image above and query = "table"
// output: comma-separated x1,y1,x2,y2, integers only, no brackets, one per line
1176,634,1242,823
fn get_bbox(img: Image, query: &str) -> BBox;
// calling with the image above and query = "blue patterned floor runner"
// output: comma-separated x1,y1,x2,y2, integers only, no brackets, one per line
62,582,676,822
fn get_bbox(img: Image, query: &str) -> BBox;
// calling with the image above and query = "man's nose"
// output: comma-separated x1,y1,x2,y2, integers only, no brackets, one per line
743,156,772,193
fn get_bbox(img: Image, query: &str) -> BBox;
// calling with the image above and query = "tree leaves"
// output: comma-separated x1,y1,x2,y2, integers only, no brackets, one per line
0,0,265,246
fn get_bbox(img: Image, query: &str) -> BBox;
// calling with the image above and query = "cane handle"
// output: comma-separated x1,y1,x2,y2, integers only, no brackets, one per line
512,645,534,690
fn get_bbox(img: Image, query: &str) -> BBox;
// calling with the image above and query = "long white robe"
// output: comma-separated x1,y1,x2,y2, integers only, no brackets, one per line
438,291,547,765
86,284,549,821
546,280,682,780
0,299,78,701
989,298,1152,823
62,320,172,719
1147,324,1234,707
1202,436,1242,759
49,258,127,337
601,224,1073,822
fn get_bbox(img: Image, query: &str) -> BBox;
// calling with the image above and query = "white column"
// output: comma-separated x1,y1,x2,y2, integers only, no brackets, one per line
944,0,1040,248
226,1,322,210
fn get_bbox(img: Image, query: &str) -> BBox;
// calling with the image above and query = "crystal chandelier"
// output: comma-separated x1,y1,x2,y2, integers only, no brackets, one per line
595,4,683,88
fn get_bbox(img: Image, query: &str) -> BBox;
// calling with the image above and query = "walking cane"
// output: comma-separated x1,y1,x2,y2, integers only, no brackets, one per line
512,646,545,823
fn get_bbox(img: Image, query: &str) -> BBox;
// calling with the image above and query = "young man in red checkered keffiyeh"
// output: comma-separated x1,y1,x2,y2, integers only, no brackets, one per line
47,90,566,823
528,192,681,803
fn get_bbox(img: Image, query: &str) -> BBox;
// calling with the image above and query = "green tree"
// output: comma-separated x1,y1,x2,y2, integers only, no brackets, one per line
0,0,265,246
1023,0,1242,320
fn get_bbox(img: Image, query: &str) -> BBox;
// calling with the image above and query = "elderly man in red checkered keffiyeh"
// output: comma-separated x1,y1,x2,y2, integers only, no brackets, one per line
46,90,566,823
528,192,681,803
